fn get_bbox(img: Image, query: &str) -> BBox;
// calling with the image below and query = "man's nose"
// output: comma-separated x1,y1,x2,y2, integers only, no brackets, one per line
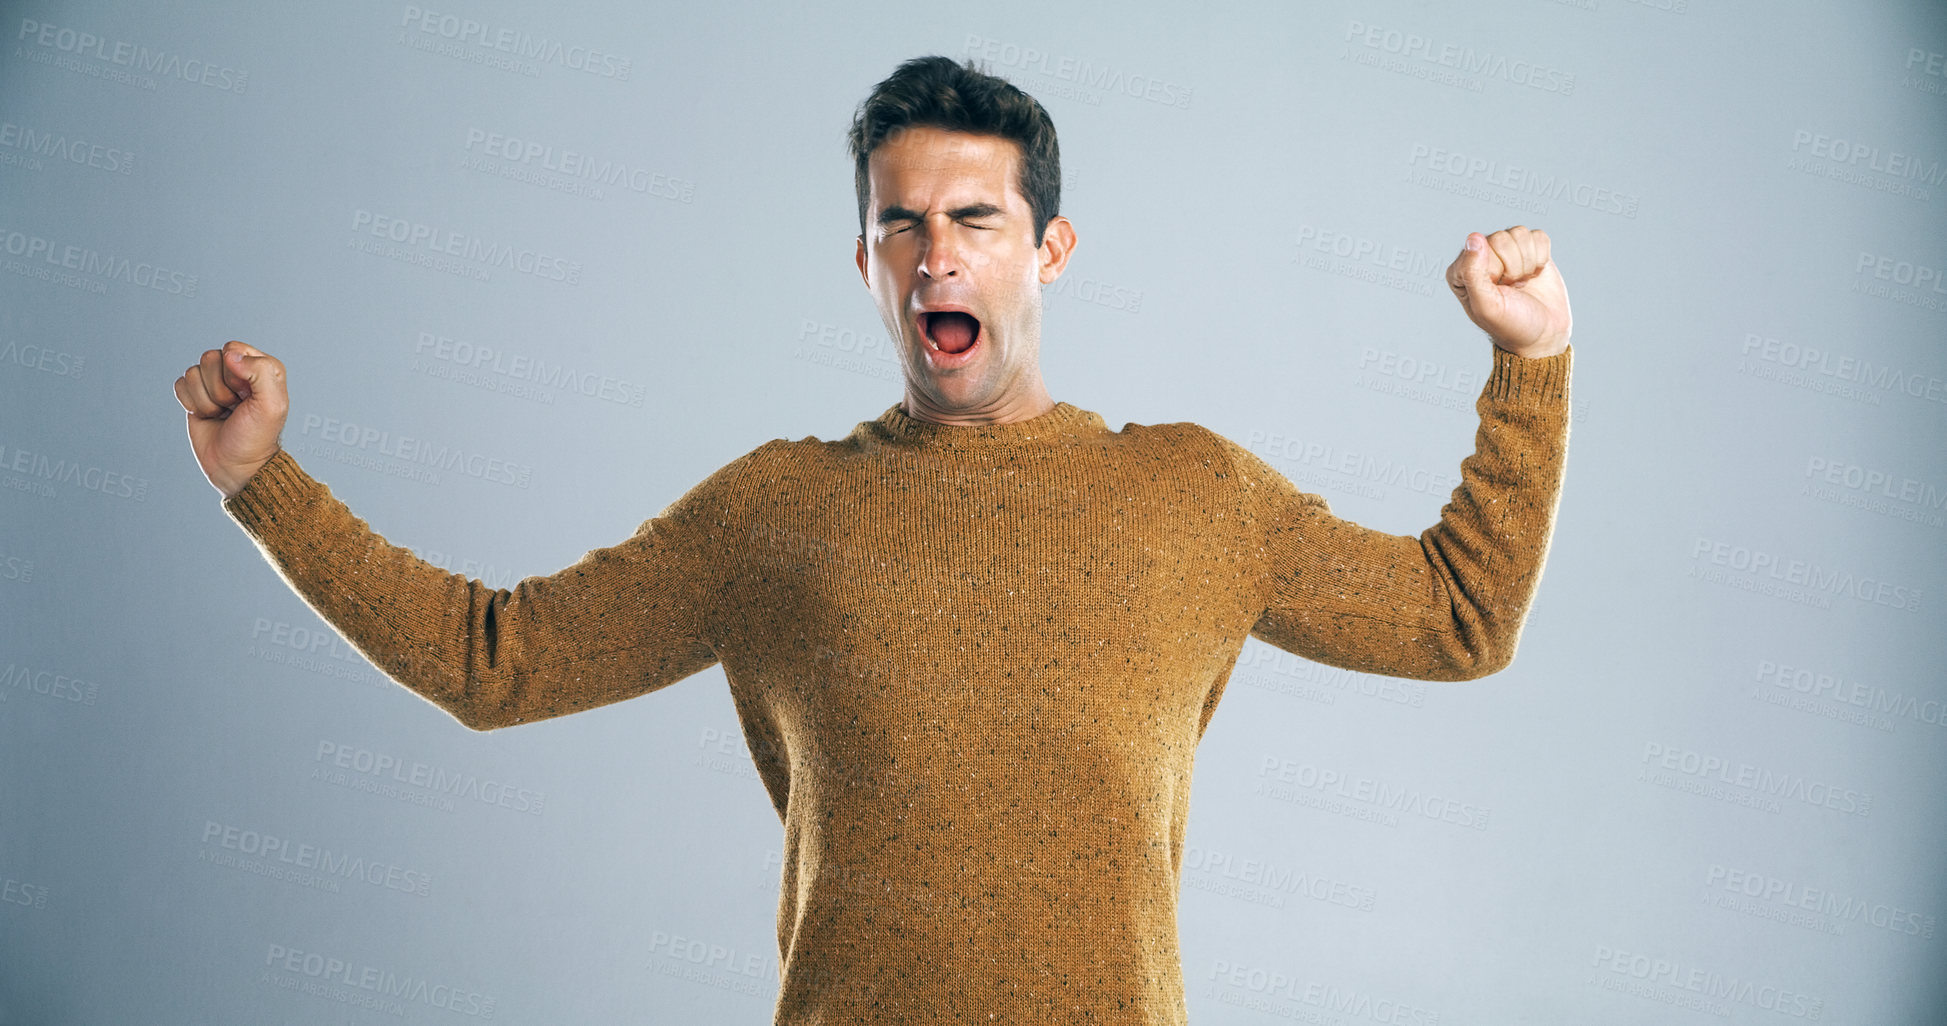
917,226,960,279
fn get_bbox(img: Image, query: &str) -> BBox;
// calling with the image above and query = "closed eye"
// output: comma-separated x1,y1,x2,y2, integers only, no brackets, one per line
883,217,995,237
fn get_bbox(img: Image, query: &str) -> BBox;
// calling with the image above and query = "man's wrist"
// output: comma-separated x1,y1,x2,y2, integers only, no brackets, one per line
220,445,280,501
1491,336,1570,360
220,445,291,507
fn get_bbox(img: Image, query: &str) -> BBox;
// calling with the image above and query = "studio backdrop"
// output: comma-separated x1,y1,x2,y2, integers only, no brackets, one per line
2,0,1944,1022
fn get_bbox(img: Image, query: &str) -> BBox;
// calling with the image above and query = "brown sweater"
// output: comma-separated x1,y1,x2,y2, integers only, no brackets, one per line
222,345,1571,1024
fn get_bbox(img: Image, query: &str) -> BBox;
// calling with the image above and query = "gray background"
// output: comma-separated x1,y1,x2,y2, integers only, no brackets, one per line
4,0,1945,1023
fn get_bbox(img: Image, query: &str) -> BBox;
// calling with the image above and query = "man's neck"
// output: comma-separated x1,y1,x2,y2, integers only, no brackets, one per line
901,386,1057,427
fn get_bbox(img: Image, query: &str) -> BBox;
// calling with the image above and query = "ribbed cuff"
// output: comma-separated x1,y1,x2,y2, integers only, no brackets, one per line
221,446,323,529
1482,344,1572,405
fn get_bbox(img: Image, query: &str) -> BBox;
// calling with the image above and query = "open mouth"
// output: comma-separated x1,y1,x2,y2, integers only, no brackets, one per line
920,311,981,355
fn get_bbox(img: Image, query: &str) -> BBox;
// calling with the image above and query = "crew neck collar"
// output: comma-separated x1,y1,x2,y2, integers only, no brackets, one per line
874,400,1106,448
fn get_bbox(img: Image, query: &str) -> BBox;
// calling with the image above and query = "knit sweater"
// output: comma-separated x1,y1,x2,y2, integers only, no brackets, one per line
221,345,1571,1024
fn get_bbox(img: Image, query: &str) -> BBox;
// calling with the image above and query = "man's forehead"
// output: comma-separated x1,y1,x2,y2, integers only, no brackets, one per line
877,124,1015,160
870,127,1020,186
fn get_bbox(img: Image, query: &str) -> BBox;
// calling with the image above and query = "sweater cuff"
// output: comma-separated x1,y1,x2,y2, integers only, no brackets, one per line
1482,343,1572,405
221,446,323,530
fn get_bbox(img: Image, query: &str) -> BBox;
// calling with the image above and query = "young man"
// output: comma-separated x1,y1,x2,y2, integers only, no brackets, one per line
176,55,1570,1025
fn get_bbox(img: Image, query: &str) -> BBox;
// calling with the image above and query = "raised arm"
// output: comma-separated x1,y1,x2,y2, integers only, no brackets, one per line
178,340,731,731
1230,226,1574,680
220,448,728,729
1224,345,1570,680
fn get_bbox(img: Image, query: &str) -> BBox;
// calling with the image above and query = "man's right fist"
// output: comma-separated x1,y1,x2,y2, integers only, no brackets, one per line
174,340,290,500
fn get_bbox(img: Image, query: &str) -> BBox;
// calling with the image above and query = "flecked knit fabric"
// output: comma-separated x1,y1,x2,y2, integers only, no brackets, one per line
222,344,1571,1024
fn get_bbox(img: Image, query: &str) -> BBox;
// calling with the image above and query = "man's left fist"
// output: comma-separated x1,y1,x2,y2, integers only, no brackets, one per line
1445,226,1571,359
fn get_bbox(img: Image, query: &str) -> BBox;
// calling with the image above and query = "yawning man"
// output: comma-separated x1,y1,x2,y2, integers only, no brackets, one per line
176,53,1573,1026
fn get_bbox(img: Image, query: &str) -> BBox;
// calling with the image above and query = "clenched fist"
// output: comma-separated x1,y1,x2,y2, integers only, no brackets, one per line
1446,226,1572,359
174,340,289,499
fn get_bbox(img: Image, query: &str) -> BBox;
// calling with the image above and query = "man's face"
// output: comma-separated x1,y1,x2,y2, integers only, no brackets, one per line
855,125,1075,417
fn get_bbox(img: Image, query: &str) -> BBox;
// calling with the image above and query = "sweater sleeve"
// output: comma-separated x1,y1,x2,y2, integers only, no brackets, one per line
220,446,729,730
1224,345,1572,681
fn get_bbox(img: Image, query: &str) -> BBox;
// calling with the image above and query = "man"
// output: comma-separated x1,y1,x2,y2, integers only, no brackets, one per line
175,55,1570,1025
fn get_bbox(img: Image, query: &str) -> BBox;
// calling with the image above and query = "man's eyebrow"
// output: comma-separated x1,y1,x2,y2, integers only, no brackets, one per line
876,202,1006,225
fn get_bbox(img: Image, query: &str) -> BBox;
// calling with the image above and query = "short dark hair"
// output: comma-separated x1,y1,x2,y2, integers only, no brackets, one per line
847,55,1061,248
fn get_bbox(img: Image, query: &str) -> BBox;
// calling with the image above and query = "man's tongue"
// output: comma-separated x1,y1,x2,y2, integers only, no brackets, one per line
928,312,979,354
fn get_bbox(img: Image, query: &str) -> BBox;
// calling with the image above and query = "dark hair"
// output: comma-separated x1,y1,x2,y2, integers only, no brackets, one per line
847,55,1061,248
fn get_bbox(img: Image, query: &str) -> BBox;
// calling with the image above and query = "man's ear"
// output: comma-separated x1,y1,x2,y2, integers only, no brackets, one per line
855,234,868,287
1037,216,1078,285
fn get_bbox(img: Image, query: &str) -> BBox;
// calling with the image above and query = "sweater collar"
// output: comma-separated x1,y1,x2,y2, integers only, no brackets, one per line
873,400,1107,448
